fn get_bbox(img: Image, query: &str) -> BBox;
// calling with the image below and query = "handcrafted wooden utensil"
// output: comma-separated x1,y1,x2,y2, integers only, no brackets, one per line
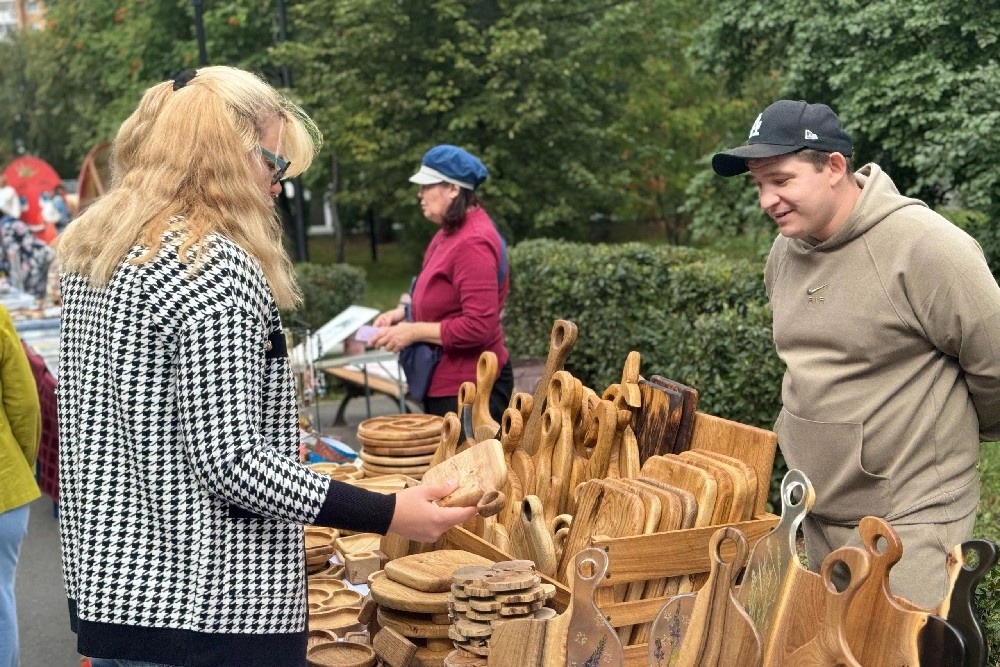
357,414,445,442
583,399,620,483
511,391,534,424
916,614,966,667
306,640,376,667
565,547,625,667
632,379,685,463
548,371,577,515
619,351,642,408
472,351,500,441
372,627,418,667
737,468,815,645
648,376,698,453
766,546,870,667
383,549,494,593
649,527,760,667
421,439,507,516
532,407,561,509
681,450,748,524
459,404,476,446
693,449,758,521
677,450,735,525
556,478,645,586
617,423,641,480
946,539,998,667
845,516,929,666
488,616,547,667
429,412,461,469
368,571,451,614
522,319,579,456
640,455,717,528
457,381,476,419
518,495,559,577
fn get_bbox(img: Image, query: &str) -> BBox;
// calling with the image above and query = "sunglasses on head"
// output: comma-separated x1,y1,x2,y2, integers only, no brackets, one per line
258,145,290,186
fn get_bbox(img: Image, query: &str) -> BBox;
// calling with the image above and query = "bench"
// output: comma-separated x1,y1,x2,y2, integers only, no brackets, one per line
324,366,412,425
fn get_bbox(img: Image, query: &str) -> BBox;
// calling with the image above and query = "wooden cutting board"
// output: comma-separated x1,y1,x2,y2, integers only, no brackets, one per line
521,319,579,456
737,468,814,646
369,571,452,614
618,351,642,408
673,527,760,667
640,455,717,528
564,547,625,667
384,549,494,593
684,449,750,523
532,407,562,509
845,516,928,666
765,546,870,666
945,539,998,667
556,478,645,586
584,399,620,483
488,616,547,667
677,450,737,525
648,375,698,452
632,379,685,463
472,351,500,441
693,449,758,521
429,412,462,469
421,439,507,516
548,371,578,516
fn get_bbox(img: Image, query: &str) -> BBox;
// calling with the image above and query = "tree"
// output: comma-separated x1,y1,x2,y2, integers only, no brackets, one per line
687,0,1000,227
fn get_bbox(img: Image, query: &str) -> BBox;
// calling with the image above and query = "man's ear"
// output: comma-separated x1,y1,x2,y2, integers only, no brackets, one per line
827,152,851,183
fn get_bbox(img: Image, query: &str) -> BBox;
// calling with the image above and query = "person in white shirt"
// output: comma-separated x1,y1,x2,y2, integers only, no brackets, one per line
0,175,20,221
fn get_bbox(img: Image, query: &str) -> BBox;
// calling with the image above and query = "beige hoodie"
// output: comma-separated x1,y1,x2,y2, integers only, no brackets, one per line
765,164,1000,525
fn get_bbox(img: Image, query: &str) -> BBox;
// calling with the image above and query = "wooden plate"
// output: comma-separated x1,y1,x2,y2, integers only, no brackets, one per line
362,461,431,476
358,433,443,449
385,549,495,593
377,607,452,639
361,442,441,457
309,605,364,635
369,571,451,614
357,414,444,441
358,450,435,467
306,640,376,667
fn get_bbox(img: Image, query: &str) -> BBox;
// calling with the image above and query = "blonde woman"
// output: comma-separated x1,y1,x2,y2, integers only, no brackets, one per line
57,66,475,667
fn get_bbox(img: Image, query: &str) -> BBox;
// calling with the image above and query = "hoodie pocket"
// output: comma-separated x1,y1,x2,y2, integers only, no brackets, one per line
775,408,889,523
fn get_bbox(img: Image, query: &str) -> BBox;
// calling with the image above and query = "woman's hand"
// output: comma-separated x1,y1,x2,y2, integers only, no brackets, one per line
373,306,405,328
388,481,478,542
369,322,416,353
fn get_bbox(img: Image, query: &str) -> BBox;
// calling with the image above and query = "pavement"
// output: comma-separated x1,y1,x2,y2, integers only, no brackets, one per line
15,392,408,667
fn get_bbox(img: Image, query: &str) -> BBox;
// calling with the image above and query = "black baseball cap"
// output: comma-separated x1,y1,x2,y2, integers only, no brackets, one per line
712,100,853,177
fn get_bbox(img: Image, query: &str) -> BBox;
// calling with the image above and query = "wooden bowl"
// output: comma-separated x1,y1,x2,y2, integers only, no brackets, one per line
310,605,363,635
307,629,339,650
308,588,333,606
306,640,376,667
311,589,363,612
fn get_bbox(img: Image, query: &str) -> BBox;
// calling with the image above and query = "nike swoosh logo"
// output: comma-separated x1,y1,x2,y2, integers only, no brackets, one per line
806,284,828,295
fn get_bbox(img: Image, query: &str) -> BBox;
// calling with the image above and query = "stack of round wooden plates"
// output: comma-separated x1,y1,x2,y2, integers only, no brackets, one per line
356,415,444,480
305,526,341,575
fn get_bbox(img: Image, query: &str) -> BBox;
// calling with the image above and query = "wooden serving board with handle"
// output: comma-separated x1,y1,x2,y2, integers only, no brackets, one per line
429,412,462,470
521,319,578,456
472,351,500,441
944,539,997,667
383,549,494,593
555,478,645,586
766,545,870,667
845,516,928,666
737,468,814,647
640,455,717,528
565,547,625,667
648,376,698,453
421,439,507,517
632,379,685,464
693,449,757,522
662,526,760,667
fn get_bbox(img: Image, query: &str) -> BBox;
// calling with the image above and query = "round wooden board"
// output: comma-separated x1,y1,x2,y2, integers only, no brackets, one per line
385,550,495,593
361,441,441,457
359,450,435,467
377,606,452,639
357,414,444,441
357,433,443,449
369,571,451,614
362,461,431,476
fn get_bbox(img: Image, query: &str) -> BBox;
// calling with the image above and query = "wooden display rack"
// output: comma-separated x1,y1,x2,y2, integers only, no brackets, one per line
439,410,780,666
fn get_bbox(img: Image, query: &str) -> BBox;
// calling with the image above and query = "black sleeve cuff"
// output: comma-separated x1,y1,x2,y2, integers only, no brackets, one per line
314,480,396,534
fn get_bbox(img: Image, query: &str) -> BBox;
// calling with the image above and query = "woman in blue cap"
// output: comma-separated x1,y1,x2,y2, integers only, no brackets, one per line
371,144,512,422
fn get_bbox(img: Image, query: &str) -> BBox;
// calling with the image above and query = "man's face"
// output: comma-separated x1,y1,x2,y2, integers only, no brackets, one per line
748,153,842,241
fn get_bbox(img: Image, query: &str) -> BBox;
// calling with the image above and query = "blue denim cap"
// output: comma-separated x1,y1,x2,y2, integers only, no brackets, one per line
409,144,488,190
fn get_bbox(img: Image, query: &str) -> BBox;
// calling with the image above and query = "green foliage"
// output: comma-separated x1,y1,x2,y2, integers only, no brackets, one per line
975,443,1000,659
284,261,366,331
689,0,1000,226
506,238,782,428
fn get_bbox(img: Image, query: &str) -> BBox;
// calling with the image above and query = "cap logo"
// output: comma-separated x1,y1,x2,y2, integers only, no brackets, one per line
748,113,763,139
804,129,818,140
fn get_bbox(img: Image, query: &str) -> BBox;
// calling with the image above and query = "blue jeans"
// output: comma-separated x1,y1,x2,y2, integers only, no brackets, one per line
90,661,178,667
0,504,30,667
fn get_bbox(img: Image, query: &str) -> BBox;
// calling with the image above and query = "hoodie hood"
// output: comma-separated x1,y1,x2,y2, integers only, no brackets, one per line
795,163,927,252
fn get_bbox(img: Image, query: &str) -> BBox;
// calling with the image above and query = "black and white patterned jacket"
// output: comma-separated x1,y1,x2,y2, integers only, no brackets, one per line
58,232,394,667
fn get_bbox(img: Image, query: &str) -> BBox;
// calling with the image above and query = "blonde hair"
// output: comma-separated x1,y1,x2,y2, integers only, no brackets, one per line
58,66,321,309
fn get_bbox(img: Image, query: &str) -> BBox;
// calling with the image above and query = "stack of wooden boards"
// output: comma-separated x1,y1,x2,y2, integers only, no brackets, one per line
356,414,445,479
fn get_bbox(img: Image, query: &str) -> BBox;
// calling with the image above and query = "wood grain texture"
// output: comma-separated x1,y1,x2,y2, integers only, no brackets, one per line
369,571,452,614
632,380,685,464
691,450,757,522
647,376,698,453
373,627,418,667
384,549,494,593
565,547,625,667
472,351,500,440
421,439,507,516
677,451,737,526
521,319,579,457
488,617,547,667
640,455,717,528
737,468,814,646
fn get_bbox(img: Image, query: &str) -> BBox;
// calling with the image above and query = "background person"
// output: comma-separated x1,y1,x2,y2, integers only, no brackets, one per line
712,99,1000,608
0,174,20,222
0,304,41,667
57,66,476,667
371,144,512,422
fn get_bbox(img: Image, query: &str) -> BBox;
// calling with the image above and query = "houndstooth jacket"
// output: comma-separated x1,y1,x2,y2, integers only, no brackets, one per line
57,232,394,667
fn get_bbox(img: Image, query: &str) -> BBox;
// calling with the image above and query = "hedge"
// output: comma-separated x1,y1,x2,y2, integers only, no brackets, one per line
284,262,366,331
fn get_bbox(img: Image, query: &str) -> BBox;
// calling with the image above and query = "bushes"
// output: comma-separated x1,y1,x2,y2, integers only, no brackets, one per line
284,262,366,331
505,239,781,429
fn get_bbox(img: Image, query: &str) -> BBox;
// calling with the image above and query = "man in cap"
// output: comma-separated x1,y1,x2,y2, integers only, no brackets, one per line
713,100,1000,607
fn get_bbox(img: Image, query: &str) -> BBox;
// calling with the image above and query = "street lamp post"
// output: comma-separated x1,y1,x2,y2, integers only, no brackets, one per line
192,0,208,66
276,0,309,262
